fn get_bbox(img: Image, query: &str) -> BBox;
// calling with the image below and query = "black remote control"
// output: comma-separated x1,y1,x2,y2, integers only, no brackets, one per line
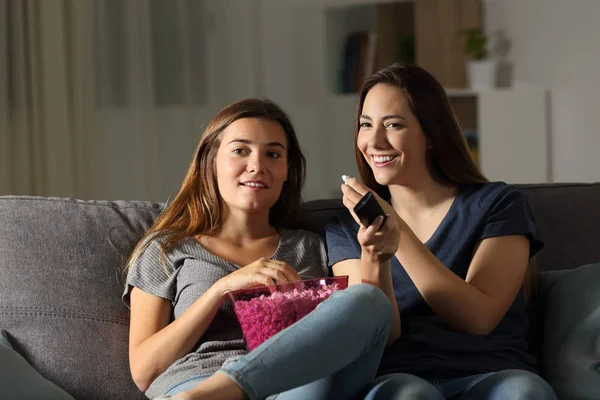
353,192,387,228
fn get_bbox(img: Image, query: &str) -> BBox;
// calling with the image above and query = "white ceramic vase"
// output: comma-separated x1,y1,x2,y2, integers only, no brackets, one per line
467,59,498,90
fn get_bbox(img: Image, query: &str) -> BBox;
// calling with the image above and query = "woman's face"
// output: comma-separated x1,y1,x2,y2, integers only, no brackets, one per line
215,118,288,215
357,83,429,186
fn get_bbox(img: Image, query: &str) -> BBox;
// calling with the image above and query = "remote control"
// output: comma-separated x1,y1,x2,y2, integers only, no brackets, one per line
353,192,387,228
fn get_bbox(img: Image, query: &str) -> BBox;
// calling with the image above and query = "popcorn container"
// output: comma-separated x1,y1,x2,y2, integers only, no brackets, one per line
228,276,349,351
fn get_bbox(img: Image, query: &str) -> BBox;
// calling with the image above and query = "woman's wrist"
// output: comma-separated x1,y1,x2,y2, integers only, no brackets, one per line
360,254,391,282
360,247,394,263
210,278,229,300
361,278,381,287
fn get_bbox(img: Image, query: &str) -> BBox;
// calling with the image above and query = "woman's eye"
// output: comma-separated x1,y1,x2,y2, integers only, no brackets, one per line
232,148,247,155
386,122,403,129
267,151,281,159
359,122,371,128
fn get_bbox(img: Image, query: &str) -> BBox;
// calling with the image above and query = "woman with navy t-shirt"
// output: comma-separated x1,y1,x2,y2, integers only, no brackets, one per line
326,63,557,399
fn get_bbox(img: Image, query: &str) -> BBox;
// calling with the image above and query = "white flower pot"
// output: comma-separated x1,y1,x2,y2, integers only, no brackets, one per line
467,60,498,90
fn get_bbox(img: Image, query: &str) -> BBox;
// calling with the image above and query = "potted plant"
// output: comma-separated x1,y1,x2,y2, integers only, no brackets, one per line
460,27,497,89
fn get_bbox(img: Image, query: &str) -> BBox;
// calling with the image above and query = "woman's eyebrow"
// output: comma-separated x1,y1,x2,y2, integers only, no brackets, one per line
228,139,286,149
382,114,406,121
360,114,406,121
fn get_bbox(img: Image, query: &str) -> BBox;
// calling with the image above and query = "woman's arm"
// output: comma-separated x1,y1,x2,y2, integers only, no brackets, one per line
341,177,530,336
331,187,402,345
396,227,530,335
128,257,302,392
128,284,225,392
332,258,401,346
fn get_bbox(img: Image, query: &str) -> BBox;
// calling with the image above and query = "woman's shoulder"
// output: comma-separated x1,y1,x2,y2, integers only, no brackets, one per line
134,233,201,268
124,234,198,307
460,181,525,205
461,181,543,254
325,208,358,230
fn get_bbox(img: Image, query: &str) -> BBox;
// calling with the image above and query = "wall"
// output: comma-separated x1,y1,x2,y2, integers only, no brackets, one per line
4,0,597,202
485,0,600,182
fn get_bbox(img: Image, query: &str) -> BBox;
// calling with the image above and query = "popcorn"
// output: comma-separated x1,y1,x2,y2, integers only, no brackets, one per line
230,278,347,351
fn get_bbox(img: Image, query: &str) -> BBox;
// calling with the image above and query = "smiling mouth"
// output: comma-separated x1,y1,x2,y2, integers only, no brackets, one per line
241,182,268,188
372,155,397,164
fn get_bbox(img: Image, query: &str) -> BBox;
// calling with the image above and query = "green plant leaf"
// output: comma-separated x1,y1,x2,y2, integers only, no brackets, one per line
458,28,488,60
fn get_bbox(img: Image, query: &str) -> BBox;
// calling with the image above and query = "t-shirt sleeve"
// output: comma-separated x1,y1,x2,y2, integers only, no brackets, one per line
122,237,181,308
325,214,361,270
478,185,544,257
287,230,330,279
313,234,331,278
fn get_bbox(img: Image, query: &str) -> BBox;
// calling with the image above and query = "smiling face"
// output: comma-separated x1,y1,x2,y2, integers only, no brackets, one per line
357,83,430,186
215,117,289,216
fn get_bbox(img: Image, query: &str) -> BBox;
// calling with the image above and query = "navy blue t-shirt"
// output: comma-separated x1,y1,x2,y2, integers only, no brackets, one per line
325,182,544,380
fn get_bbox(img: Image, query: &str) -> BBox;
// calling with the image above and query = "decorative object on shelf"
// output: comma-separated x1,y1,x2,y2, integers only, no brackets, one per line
492,30,513,88
460,27,498,90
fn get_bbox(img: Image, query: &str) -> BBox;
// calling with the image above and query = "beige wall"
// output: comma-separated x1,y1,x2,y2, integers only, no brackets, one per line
485,0,600,182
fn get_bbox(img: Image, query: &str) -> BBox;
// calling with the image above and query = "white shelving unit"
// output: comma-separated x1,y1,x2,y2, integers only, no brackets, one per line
478,86,550,184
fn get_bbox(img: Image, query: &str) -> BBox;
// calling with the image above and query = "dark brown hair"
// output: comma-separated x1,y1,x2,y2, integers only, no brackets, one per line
127,98,305,271
355,62,487,197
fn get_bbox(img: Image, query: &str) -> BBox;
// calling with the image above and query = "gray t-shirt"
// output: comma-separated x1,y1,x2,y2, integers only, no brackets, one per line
123,228,328,398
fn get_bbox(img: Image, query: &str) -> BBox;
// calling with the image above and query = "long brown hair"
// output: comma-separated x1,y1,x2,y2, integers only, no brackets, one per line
355,62,487,197
126,98,306,272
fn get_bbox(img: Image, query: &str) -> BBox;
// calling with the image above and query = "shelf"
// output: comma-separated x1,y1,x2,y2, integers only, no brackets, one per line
326,1,415,94
325,0,483,95
445,88,479,98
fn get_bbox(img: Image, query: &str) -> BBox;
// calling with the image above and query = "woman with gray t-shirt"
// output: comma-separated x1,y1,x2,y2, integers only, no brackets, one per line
123,98,392,400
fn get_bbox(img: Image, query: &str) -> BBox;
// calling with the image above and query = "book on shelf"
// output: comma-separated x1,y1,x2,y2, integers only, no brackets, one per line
336,1,416,94
339,31,377,93
332,0,481,93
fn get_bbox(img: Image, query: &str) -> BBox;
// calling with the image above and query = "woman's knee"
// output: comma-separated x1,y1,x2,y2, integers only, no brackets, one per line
470,370,557,400
345,283,392,321
364,373,444,400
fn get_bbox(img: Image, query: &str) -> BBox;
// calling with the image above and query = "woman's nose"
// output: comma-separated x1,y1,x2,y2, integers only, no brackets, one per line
368,125,388,147
246,154,266,174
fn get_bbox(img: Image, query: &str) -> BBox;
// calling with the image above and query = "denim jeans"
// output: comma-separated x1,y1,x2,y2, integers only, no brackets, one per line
156,284,392,400
364,370,558,400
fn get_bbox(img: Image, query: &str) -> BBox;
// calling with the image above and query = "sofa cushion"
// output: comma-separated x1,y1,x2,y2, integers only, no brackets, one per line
540,263,600,399
0,329,76,399
0,196,162,400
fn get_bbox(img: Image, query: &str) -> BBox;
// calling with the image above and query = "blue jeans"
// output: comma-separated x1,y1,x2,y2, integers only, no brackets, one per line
159,284,392,400
364,370,558,400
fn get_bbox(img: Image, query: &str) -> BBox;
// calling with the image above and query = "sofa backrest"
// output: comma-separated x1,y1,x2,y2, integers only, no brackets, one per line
0,197,162,400
517,183,600,271
0,182,598,399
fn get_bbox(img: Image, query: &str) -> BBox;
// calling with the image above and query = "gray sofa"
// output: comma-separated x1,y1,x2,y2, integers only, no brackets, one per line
0,183,599,400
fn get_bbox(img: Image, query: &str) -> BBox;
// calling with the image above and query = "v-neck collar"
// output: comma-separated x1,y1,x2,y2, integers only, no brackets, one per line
382,185,462,248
